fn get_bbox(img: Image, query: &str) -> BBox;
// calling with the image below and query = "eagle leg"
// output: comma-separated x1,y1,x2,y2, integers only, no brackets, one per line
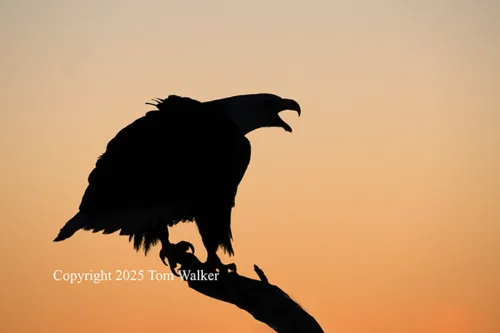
205,253,237,274
159,239,195,276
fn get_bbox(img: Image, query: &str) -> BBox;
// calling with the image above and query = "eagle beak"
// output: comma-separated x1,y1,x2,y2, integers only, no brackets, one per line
280,98,301,117
281,122,293,133
277,98,301,133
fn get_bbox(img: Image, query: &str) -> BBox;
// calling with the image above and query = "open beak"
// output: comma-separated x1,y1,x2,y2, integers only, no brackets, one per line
280,98,301,116
278,98,301,132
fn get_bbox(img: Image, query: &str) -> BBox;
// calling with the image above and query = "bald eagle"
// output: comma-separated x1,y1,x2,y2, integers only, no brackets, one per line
53,93,301,274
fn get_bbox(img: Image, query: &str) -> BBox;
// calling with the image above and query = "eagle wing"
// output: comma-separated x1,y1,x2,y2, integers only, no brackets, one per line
54,95,251,249
79,96,251,215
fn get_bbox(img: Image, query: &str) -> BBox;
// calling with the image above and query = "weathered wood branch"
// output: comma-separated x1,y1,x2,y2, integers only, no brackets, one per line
175,252,324,333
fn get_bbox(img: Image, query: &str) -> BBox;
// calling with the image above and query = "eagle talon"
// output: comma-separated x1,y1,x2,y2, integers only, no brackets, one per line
205,255,237,275
218,263,237,274
169,263,180,277
159,241,194,276
159,250,180,276
176,241,195,254
159,249,169,266
226,263,237,273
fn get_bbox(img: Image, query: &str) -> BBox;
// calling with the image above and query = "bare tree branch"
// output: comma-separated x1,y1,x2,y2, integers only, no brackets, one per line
175,252,324,333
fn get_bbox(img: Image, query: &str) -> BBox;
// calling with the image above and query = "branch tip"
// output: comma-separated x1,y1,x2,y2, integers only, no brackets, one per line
253,264,269,284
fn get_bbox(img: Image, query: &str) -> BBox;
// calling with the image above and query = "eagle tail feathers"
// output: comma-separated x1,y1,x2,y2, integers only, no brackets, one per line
53,213,86,242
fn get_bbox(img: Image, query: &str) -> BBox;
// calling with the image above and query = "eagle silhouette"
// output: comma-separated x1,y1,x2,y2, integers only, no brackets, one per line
53,93,301,275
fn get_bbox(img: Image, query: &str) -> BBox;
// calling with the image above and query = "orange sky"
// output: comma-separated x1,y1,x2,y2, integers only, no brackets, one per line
1,1,499,332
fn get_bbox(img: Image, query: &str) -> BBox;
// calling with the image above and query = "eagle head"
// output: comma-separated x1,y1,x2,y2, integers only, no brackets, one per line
208,93,301,135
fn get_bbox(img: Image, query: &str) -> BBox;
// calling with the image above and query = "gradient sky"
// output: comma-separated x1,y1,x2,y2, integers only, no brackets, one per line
1,0,499,332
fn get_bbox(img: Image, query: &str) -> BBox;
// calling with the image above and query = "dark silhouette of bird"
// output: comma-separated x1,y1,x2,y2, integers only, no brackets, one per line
53,93,301,275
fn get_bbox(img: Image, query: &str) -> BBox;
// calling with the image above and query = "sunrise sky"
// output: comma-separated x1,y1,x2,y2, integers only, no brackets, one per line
1,0,499,332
